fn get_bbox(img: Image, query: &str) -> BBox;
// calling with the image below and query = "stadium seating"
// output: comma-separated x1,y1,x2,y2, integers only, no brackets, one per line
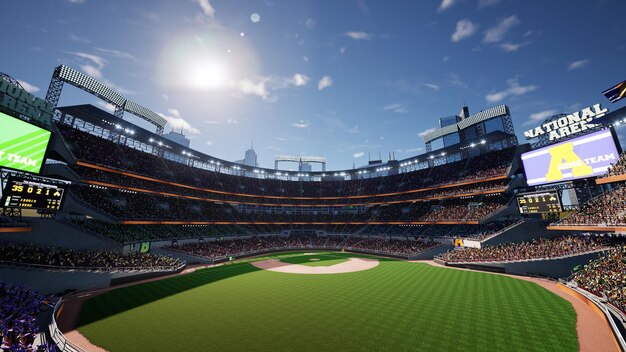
0,243,181,272
437,235,608,263
556,186,626,227
56,123,515,198
601,151,626,178
0,281,55,352
573,243,626,314
166,235,439,259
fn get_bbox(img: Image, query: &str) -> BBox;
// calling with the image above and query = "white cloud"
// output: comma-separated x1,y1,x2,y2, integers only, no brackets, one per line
227,118,238,124
67,0,85,3
442,56,450,63
340,47,346,54
382,80,441,95
157,110,201,134
383,103,408,114
526,109,557,125
95,101,116,113
291,120,311,128
421,83,440,90
289,73,309,87
193,0,215,19
437,0,456,12
345,31,371,41
348,125,359,134
204,120,219,124
353,152,365,158
305,18,316,29
232,78,269,99
485,77,538,103
500,42,522,52
80,65,103,79
447,72,467,88
206,141,213,146
568,59,590,71
162,94,169,100
451,19,478,42
303,56,309,62
478,0,501,8
68,33,90,44
95,47,136,61
318,76,333,90
17,80,40,93
483,15,520,43
167,108,181,118
418,128,437,138
69,52,106,69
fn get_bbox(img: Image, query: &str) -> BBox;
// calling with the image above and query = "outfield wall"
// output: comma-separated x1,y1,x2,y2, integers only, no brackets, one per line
481,220,568,246
444,250,606,278
0,264,184,295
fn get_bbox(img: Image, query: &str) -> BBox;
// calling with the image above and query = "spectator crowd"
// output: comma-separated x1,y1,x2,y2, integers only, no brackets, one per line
0,244,181,272
0,282,56,352
602,151,626,178
58,123,515,199
557,186,626,227
166,235,439,259
438,236,607,263
573,244,626,313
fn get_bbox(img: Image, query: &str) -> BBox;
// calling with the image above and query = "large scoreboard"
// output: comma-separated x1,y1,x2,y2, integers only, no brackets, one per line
1,177,65,210
516,191,562,214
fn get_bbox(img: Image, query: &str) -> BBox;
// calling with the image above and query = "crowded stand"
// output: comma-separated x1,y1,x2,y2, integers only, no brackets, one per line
573,244,626,314
601,151,626,178
74,165,508,206
67,219,245,243
57,123,515,199
556,186,626,227
0,243,182,271
437,235,608,263
69,183,509,224
0,282,56,352
362,220,519,239
166,235,439,259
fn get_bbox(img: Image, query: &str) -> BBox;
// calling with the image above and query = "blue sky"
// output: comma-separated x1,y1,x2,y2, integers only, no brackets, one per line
3,0,626,170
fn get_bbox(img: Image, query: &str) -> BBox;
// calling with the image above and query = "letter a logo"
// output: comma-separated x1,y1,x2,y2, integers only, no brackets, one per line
545,143,593,182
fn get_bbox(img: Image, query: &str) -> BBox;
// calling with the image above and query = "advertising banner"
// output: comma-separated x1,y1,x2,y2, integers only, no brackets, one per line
522,129,619,186
0,111,51,174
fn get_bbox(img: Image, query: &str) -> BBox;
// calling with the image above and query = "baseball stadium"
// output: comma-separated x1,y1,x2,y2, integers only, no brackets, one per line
2,1,626,352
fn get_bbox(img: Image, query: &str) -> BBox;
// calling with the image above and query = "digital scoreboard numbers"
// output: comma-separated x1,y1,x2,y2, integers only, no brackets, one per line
516,191,562,214
1,178,65,210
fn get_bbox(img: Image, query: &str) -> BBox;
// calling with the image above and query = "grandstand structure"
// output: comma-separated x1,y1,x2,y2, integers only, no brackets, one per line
1,66,626,352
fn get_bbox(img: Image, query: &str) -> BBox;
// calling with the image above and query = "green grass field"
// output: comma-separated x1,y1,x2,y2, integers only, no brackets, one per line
279,253,350,266
77,252,578,352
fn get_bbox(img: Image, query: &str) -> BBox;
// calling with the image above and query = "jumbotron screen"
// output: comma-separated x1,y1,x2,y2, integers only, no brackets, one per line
516,191,562,214
521,129,619,186
0,111,51,174
1,177,65,210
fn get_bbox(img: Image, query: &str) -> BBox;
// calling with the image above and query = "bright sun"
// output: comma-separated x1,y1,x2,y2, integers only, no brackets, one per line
160,32,259,93
185,58,231,90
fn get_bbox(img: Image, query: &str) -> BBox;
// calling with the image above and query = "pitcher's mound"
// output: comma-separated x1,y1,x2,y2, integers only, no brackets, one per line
251,257,379,274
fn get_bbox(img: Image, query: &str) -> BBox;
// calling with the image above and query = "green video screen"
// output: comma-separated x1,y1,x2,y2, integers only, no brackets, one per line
0,111,51,174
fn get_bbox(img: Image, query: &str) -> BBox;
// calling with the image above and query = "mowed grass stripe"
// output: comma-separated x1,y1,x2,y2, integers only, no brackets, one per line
78,254,577,352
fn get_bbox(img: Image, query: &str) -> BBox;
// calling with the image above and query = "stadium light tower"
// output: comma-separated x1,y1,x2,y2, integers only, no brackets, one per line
274,155,327,171
45,65,167,135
